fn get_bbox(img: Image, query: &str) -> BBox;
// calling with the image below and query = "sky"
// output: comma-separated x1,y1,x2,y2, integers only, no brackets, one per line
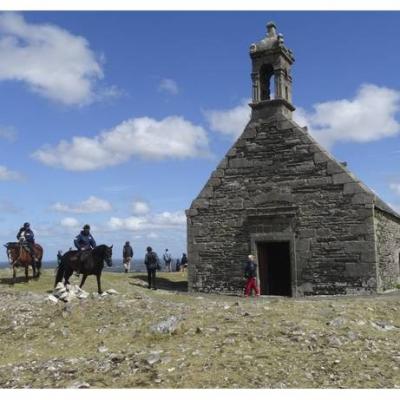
1,10,400,262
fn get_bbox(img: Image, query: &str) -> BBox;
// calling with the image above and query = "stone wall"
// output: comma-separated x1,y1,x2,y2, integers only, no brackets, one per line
187,111,379,296
374,208,400,291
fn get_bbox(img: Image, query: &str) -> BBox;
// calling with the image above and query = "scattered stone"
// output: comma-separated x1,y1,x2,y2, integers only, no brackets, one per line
106,289,119,295
98,346,109,353
47,295,58,303
328,336,343,348
328,317,347,328
224,337,236,345
70,381,90,389
52,283,89,302
146,352,161,365
150,316,180,334
370,321,397,331
347,331,358,341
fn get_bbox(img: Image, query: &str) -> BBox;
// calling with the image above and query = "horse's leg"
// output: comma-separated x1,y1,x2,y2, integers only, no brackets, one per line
64,268,73,286
32,261,37,279
96,273,102,294
12,265,16,285
25,265,29,282
36,259,41,278
79,274,88,289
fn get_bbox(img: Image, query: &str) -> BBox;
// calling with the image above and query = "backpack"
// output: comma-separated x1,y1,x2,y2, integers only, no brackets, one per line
148,252,157,265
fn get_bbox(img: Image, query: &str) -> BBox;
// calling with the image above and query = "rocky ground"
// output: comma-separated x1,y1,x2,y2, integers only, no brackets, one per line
0,268,400,388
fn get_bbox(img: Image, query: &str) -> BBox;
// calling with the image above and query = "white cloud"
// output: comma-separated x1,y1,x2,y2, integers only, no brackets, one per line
147,232,158,239
108,216,146,231
0,165,22,181
153,211,186,226
204,85,400,149
297,84,400,148
32,115,211,171
51,196,112,213
60,217,79,228
389,183,400,196
132,200,150,215
0,125,17,142
158,78,179,95
0,12,105,105
204,98,251,139
107,210,186,232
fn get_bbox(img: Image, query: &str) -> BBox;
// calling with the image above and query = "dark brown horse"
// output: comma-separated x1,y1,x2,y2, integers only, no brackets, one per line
4,241,43,283
54,245,113,294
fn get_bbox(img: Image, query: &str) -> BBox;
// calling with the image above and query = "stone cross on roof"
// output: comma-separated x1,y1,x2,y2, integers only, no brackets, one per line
250,21,285,53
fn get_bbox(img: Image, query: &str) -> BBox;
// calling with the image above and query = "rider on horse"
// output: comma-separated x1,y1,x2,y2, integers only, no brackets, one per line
73,224,96,275
16,222,36,269
74,224,96,251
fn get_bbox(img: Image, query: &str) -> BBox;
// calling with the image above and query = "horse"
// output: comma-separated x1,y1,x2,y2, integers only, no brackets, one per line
4,241,43,283
54,244,113,294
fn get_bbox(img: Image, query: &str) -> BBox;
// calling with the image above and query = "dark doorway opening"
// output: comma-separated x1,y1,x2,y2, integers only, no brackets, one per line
257,241,292,296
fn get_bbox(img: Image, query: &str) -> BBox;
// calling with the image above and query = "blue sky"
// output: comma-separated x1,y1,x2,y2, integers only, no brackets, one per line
1,11,400,261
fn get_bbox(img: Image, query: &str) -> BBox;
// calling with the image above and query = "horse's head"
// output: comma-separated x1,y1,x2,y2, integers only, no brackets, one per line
104,244,113,267
4,242,18,264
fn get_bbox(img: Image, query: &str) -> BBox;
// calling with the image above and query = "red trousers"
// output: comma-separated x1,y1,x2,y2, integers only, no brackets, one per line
244,277,260,296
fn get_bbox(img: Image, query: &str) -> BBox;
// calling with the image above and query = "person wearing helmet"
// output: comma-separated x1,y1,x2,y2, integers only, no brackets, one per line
74,224,96,251
16,222,36,269
73,224,96,275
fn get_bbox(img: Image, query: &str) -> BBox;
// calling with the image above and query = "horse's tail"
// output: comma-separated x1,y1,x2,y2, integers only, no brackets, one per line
54,259,65,287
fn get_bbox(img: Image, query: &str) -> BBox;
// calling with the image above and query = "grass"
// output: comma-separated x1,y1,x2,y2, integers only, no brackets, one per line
0,268,400,388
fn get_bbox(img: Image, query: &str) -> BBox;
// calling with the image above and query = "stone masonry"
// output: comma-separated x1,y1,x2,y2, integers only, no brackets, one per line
186,22,400,296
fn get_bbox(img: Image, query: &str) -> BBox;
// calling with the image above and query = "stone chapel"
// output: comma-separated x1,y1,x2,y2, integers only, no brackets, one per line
186,22,400,296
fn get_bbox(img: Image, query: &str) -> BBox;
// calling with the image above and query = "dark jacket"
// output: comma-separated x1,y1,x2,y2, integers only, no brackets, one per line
123,245,133,259
74,231,96,250
181,254,188,265
145,251,160,271
17,227,35,243
244,260,257,279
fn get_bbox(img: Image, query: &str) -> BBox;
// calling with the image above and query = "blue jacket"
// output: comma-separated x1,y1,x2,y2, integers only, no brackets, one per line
244,260,257,278
17,227,35,243
74,231,96,250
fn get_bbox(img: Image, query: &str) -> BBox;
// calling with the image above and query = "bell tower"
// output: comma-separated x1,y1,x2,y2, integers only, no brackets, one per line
249,22,295,119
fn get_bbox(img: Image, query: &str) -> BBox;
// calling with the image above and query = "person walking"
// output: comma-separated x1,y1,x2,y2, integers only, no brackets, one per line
163,248,172,272
181,253,188,275
57,250,63,267
123,241,134,273
175,258,181,272
144,246,160,290
244,254,260,297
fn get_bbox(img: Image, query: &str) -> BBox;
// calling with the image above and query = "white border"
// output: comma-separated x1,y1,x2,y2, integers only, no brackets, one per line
1,0,400,11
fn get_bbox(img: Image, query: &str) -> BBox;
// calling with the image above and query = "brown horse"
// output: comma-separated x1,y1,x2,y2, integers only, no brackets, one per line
4,241,43,283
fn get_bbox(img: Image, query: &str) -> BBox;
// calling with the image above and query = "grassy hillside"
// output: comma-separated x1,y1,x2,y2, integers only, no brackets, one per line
0,268,399,388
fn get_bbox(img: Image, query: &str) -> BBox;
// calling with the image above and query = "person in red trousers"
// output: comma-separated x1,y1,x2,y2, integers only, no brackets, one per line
244,254,260,297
